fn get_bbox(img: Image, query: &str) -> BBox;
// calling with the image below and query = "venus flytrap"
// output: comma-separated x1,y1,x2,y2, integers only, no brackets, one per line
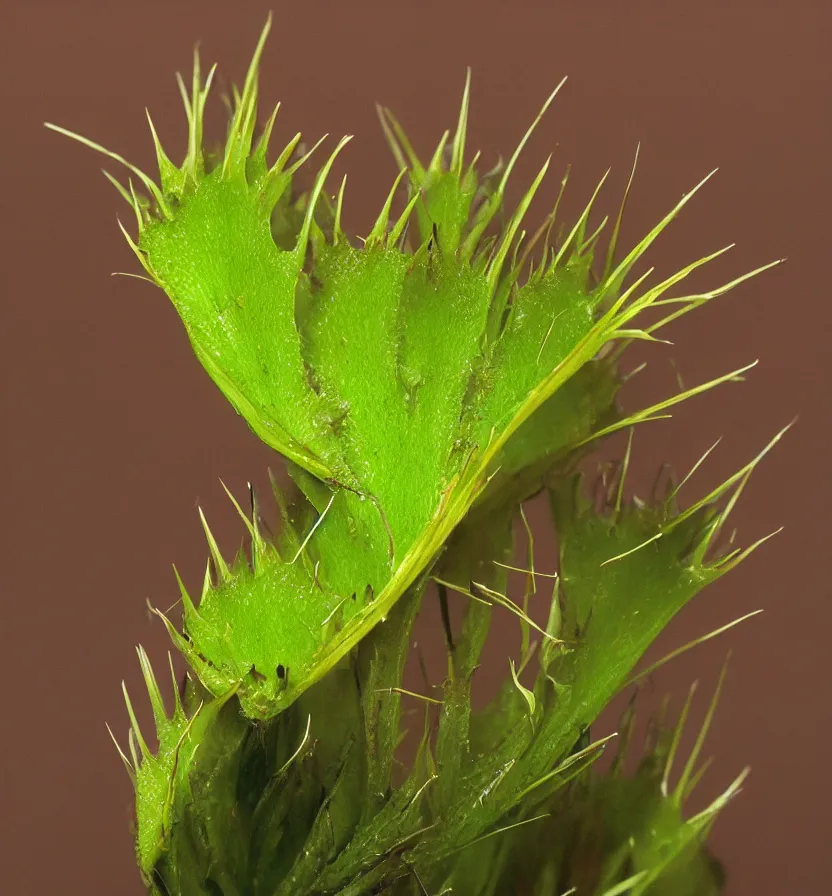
52,16,785,894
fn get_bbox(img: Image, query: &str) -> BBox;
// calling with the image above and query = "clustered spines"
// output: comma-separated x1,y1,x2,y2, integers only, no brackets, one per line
46,13,783,337
566,421,786,578
54,18,788,892
111,443,765,891
143,476,394,721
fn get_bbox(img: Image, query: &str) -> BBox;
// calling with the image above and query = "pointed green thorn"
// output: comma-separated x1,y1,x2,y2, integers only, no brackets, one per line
428,129,452,177
145,108,182,195
167,651,183,717
105,722,136,786
486,154,551,294
101,169,134,207
220,479,258,543
136,645,168,730
551,168,610,270
295,135,353,267
332,173,348,244
198,506,231,582
450,68,472,177
499,76,567,198
366,167,408,246
614,428,635,516
662,681,698,797
670,418,794,535
44,122,171,219
253,102,281,165
602,168,719,300
121,681,151,760
377,106,425,180
602,141,640,282
116,218,154,278
222,14,272,176
675,657,729,804
171,564,201,625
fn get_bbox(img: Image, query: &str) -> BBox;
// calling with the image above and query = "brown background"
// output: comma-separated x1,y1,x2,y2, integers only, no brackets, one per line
1,1,830,893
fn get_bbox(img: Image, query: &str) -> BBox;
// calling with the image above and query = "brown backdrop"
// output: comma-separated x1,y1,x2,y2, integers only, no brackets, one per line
2,1,830,893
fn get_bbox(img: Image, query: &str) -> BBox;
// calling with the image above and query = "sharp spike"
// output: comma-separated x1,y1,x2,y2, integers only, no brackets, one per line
626,610,763,687
136,646,168,729
201,560,213,598
106,723,136,785
45,123,171,218
150,606,198,672
264,131,303,202
712,527,784,575
248,481,268,556
127,729,141,773
295,136,353,268
612,328,673,345
220,479,258,542
122,682,151,759
378,107,425,179
175,71,192,118
500,77,567,199
669,437,723,502
256,101,280,158
669,419,793,534
463,147,483,183
515,173,569,282
675,658,729,804
333,173,348,245
514,733,617,803
551,169,610,270
388,190,420,248
614,429,635,516
168,652,183,717
450,68,472,176
290,492,336,564
198,506,230,582
189,44,201,175
116,218,155,278
602,142,640,282
493,561,559,579
186,60,216,183
366,167,408,246
600,531,663,567
127,178,147,233
222,478,267,570
602,168,718,300
645,258,785,336
375,104,409,173
683,755,714,803
614,244,736,325
101,170,135,207
697,466,755,559
470,581,562,645
284,133,328,179
428,129,452,176
578,214,609,258
577,361,757,449
460,81,566,264
145,108,182,195
171,564,201,627
486,155,551,294
269,468,302,556
662,681,698,796
222,13,272,176
110,271,155,284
